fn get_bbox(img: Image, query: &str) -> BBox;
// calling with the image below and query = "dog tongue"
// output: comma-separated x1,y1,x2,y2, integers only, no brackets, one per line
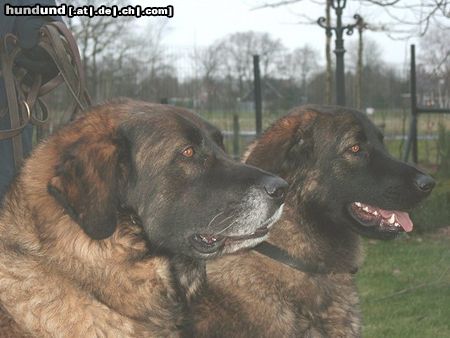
379,210,413,232
395,211,413,232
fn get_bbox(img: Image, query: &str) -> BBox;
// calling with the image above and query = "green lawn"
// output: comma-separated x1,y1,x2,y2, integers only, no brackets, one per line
357,234,450,338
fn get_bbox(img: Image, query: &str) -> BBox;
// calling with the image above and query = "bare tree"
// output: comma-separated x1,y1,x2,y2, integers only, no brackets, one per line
252,0,450,105
218,31,286,97
419,25,450,107
62,0,136,100
366,0,450,38
191,42,226,110
61,0,170,102
355,17,368,109
285,45,320,102
325,0,333,104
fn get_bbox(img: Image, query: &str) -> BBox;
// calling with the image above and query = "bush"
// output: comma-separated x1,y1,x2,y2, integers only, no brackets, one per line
437,123,450,177
411,178,450,232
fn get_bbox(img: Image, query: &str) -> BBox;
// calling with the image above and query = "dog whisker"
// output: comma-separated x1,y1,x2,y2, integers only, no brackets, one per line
206,211,225,229
215,214,235,227
214,217,239,236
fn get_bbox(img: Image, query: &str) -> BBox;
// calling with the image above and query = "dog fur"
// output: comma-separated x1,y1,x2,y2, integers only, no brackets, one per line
193,105,434,337
0,99,286,337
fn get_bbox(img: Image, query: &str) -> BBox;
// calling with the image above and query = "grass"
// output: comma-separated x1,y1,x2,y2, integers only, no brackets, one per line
357,234,450,338
411,179,450,232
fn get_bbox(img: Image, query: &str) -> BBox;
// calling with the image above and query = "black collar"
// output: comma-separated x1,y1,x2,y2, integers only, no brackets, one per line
253,242,358,275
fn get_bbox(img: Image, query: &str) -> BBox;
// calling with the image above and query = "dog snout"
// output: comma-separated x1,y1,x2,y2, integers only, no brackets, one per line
413,173,435,194
262,176,288,203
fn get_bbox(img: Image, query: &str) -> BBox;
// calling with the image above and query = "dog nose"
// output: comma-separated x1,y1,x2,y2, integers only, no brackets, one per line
413,174,435,193
263,176,288,202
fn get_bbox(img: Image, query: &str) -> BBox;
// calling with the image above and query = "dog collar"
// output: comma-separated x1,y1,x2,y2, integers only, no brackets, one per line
253,242,358,275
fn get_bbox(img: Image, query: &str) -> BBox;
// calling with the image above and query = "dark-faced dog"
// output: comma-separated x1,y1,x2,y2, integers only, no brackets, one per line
193,105,435,337
0,99,286,337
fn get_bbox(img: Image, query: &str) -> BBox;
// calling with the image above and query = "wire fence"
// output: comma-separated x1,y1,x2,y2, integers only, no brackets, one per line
41,46,450,168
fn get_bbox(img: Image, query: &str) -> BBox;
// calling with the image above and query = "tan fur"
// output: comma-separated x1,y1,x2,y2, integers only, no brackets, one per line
0,104,188,337
193,106,367,337
194,207,362,338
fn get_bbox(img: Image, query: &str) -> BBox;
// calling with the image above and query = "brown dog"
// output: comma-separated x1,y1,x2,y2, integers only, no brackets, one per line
0,99,286,337
193,105,435,337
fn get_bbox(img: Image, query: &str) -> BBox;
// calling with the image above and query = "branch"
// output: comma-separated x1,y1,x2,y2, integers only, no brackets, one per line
369,266,450,303
369,280,447,302
251,0,303,10
362,0,401,6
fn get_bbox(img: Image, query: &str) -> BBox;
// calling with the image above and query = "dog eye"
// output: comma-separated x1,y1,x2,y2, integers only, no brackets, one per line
181,146,195,158
350,144,360,153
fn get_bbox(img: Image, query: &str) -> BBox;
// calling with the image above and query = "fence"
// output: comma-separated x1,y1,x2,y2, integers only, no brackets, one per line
41,46,449,169
403,45,450,166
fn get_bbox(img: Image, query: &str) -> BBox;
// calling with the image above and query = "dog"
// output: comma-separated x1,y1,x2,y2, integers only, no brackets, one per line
193,105,435,337
0,98,287,337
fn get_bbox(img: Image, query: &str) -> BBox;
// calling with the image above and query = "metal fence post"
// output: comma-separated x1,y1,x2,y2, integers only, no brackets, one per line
253,55,262,136
233,114,240,159
404,44,418,163
410,45,418,164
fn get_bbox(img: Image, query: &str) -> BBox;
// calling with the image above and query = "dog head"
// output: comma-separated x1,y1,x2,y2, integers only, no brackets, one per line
48,100,287,258
246,105,435,239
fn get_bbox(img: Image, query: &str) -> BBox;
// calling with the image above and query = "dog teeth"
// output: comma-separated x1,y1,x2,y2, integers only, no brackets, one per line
199,235,217,244
388,214,396,224
394,222,401,227
363,206,370,212
355,202,362,207
373,211,379,216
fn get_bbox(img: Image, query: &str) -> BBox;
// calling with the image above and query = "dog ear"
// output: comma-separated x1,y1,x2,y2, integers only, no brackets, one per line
245,110,317,175
48,135,130,240
287,110,316,160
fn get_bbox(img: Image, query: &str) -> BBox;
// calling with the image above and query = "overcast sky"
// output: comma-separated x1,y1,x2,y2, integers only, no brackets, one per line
137,0,433,69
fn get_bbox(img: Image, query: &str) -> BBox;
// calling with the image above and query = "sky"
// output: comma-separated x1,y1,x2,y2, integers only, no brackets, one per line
138,0,431,69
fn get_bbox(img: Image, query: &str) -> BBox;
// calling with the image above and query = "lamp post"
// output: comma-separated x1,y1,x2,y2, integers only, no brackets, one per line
318,0,362,106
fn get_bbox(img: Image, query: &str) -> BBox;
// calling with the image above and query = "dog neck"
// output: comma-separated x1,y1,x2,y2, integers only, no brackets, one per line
170,255,206,304
120,210,207,304
266,205,362,274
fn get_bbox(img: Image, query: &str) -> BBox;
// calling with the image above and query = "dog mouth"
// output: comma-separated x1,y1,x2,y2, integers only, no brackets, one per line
189,226,270,254
189,205,283,255
348,202,413,233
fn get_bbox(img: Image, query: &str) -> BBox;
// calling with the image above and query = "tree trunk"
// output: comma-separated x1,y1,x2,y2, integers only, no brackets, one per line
325,0,332,104
356,25,363,109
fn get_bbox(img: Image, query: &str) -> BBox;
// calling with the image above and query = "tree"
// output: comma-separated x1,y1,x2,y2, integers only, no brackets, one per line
191,42,226,110
62,0,136,100
419,25,450,107
355,18,368,109
346,37,406,109
325,0,333,104
61,0,170,102
366,0,450,37
252,0,450,105
285,45,320,103
218,31,286,97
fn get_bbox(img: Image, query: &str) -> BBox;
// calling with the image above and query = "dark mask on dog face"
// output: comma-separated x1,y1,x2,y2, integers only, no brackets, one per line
49,103,287,258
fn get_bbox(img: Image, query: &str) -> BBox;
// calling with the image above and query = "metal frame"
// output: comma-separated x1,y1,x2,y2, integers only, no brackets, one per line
403,44,450,163
318,0,362,106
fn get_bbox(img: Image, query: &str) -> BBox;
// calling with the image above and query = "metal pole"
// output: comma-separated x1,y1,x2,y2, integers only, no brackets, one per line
318,0,362,107
253,55,262,136
403,44,418,163
233,114,240,159
334,4,346,106
356,18,366,109
410,44,418,164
